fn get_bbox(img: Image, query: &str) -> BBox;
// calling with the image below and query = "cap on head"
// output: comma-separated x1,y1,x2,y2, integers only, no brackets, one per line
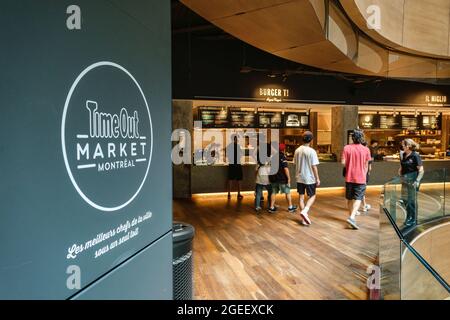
279,143,286,152
302,131,314,143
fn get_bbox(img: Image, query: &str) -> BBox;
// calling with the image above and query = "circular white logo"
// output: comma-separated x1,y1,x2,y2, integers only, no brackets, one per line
61,62,153,212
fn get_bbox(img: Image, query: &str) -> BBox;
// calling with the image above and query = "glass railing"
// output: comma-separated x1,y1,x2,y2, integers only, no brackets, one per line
380,168,450,300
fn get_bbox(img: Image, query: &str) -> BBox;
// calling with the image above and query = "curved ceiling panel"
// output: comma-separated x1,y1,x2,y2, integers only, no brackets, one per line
340,0,450,59
181,0,450,81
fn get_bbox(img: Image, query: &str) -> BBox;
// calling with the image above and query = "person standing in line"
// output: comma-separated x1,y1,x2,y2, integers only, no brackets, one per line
342,129,371,230
226,135,244,200
294,131,320,225
268,143,297,213
399,139,424,228
369,140,379,161
254,143,273,213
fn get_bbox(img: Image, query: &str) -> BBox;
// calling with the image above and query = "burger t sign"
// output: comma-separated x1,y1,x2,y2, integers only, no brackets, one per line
61,62,153,212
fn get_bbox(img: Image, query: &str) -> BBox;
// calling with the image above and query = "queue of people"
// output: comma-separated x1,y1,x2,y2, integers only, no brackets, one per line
227,129,424,229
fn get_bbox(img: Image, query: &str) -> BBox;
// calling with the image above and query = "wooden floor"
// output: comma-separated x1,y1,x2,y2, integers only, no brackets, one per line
174,188,381,300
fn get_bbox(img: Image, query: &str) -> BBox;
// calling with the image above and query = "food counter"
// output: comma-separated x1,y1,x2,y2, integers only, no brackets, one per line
190,160,450,194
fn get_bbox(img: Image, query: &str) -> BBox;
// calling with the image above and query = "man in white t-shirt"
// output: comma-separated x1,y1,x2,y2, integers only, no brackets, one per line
294,131,320,225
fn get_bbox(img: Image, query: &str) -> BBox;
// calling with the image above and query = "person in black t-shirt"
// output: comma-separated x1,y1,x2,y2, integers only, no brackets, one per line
399,139,424,228
227,135,244,200
268,143,297,213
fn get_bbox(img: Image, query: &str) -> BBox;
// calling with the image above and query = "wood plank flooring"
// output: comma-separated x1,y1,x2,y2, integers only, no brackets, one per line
174,188,381,300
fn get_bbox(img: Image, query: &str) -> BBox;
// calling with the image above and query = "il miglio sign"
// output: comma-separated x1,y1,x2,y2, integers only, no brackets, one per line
257,87,290,102
426,95,447,106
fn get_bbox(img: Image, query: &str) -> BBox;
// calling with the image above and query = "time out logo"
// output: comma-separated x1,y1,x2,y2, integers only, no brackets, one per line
61,62,153,212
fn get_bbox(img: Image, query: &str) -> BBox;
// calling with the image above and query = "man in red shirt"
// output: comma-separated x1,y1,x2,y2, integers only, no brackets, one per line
342,129,371,230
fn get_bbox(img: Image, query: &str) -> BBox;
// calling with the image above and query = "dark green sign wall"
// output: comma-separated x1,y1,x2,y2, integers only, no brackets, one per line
0,0,172,299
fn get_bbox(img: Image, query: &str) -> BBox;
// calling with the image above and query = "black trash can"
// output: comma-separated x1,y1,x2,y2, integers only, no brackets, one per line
173,221,195,300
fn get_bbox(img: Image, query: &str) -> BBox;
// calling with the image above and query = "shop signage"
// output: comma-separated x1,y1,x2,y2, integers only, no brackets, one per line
257,87,290,102
426,95,447,106
62,62,153,212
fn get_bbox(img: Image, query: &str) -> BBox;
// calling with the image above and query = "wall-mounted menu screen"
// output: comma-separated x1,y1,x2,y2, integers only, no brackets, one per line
198,107,228,128
358,114,378,129
284,112,309,128
229,108,256,128
400,115,419,129
258,111,283,128
379,115,401,129
420,115,441,130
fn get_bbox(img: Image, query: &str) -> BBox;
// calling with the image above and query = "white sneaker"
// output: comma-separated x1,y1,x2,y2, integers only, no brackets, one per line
363,204,371,212
300,209,311,225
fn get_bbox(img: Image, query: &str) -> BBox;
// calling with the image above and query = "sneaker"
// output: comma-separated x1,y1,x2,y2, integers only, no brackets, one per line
268,207,277,213
300,210,311,225
363,204,371,212
255,207,262,212
347,218,359,230
301,220,310,227
288,205,297,213
237,194,244,200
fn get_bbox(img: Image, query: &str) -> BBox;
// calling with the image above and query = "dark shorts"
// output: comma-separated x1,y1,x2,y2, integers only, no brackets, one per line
228,164,243,180
297,183,316,197
345,183,366,201
271,183,290,194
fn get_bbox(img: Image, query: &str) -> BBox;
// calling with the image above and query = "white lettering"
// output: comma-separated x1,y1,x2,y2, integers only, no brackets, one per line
77,143,89,161
93,143,104,159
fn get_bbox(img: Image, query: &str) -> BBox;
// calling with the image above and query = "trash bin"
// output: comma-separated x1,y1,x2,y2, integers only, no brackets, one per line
173,221,195,300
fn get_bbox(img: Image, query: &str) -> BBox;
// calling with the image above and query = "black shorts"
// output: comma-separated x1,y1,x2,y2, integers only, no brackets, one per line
345,183,366,201
297,183,317,197
228,164,243,180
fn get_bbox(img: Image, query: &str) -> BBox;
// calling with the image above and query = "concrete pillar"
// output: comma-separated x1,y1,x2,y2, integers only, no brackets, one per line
331,106,359,159
310,112,318,149
172,100,193,199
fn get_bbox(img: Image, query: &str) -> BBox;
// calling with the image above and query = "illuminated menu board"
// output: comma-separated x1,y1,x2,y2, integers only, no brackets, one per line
284,112,309,128
229,108,256,128
358,114,378,129
198,107,228,128
400,115,419,129
258,111,283,128
420,115,441,129
379,115,401,129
